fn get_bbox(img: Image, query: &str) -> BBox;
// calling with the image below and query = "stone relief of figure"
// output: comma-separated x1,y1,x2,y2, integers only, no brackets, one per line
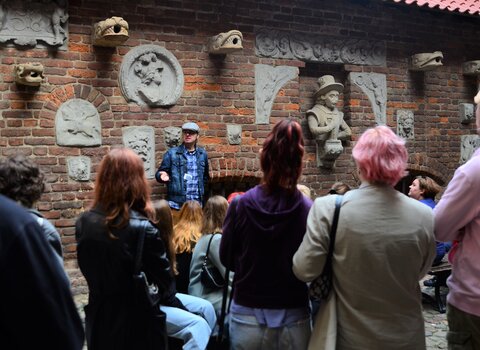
51,5,68,45
133,52,164,105
397,110,414,139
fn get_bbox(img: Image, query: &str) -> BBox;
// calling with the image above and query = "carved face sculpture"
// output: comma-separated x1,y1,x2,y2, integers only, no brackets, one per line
410,52,443,71
321,90,340,109
464,61,480,76
14,63,45,86
93,16,129,47
208,30,243,54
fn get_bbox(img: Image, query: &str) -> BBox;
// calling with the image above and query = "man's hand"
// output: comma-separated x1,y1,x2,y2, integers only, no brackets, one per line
159,171,170,182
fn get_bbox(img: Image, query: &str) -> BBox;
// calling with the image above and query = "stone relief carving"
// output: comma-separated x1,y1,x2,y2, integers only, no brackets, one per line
396,110,414,139
93,16,129,47
14,62,44,86
119,45,184,107
307,75,352,168
55,99,102,147
459,103,474,124
255,64,298,124
255,28,386,66
463,60,480,76
123,126,155,179
207,30,243,54
163,126,182,148
409,52,443,71
0,1,68,48
349,72,387,125
460,135,480,164
67,156,91,182
227,124,242,145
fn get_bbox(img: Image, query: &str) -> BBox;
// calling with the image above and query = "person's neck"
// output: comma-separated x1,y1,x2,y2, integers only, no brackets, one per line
184,143,196,152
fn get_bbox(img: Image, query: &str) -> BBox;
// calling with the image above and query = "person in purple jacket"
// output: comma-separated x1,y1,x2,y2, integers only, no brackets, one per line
220,119,313,350
433,96,480,350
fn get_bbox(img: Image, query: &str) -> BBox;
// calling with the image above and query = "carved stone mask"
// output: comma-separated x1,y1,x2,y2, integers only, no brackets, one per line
93,16,129,47
14,63,45,86
207,30,243,54
410,52,443,71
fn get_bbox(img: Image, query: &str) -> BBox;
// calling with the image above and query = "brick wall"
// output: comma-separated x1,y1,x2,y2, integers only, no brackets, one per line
1,0,479,293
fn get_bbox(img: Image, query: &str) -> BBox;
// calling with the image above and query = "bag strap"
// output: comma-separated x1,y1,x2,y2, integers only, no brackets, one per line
133,220,148,275
202,233,216,266
324,195,343,268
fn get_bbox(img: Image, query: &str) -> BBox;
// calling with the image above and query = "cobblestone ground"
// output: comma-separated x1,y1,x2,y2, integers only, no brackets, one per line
74,285,449,349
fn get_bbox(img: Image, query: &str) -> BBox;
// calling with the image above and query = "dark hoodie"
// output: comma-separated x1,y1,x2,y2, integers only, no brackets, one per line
220,185,312,309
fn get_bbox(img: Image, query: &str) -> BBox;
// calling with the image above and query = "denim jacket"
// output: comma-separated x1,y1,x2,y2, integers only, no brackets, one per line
156,144,209,207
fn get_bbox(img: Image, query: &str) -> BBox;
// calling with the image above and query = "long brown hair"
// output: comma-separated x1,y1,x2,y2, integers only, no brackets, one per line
201,195,228,235
152,199,178,275
92,148,153,232
173,200,203,253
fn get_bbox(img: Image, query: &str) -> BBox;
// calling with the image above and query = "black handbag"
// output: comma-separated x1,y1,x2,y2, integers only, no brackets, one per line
309,195,343,301
200,233,225,289
133,220,168,350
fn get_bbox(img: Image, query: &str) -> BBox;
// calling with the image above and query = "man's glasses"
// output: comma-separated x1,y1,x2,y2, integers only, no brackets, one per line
183,130,197,135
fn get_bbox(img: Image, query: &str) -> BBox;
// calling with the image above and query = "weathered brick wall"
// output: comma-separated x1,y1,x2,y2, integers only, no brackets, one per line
1,0,479,293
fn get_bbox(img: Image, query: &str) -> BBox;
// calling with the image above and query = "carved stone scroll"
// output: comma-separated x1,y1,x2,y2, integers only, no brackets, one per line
93,16,129,47
67,156,91,182
55,99,102,147
119,45,184,107
122,126,155,179
207,30,243,54
164,126,182,148
14,62,44,86
396,110,414,139
0,1,68,48
227,124,242,145
409,52,443,71
349,72,387,125
463,61,480,76
460,135,480,164
255,64,298,124
459,103,474,124
255,28,386,66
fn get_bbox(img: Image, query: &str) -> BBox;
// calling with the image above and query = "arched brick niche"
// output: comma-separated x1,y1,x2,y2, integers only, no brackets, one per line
209,174,260,199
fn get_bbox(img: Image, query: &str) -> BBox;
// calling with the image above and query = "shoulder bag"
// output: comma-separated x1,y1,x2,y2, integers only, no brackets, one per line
200,233,226,289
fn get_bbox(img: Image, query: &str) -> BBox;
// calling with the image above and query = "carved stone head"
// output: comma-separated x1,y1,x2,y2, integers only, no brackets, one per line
463,61,480,76
93,16,129,47
409,52,443,71
207,30,243,54
314,75,344,99
14,63,44,86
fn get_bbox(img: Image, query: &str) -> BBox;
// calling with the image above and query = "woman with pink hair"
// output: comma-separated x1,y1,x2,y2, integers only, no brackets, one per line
293,126,436,350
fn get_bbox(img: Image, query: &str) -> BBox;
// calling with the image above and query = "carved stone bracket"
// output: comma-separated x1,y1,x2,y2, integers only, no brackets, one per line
14,62,44,86
0,1,68,48
119,45,184,107
349,72,387,125
396,110,414,139
409,52,443,71
227,124,242,145
459,103,474,124
460,135,480,164
122,126,155,179
93,16,129,47
316,139,343,169
255,64,298,124
67,156,91,182
55,99,102,147
163,126,182,148
463,61,480,76
255,28,386,66
207,30,243,54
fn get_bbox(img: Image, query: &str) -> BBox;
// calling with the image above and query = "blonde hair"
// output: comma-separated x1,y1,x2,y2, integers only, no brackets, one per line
202,195,228,235
152,199,178,275
296,184,312,199
173,200,203,253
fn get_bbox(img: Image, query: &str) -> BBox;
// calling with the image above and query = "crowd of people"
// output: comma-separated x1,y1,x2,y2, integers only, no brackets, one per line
0,110,478,350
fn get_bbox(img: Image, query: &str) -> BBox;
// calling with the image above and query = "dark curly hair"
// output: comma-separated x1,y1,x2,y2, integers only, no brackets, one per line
0,155,45,208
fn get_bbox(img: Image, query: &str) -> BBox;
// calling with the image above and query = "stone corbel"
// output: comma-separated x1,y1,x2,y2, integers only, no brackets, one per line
93,16,129,47
14,63,45,86
207,30,243,54
463,61,480,76
409,52,443,71
316,139,344,169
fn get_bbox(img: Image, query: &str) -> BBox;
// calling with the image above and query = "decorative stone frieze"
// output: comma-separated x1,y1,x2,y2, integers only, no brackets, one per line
55,99,102,147
460,135,480,164
93,16,129,47
67,156,91,182
207,30,243,54
0,1,68,48
14,62,44,86
255,64,298,124
396,110,414,139
459,103,474,124
227,125,242,145
164,126,182,148
123,126,155,179
255,28,386,66
409,52,443,71
349,72,387,125
119,45,184,107
463,61,480,76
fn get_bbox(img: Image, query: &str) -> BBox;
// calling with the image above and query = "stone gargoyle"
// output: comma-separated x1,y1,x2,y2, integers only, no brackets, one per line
14,63,45,86
93,16,129,47
409,52,443,71
207,30,243,54
463,61,480,76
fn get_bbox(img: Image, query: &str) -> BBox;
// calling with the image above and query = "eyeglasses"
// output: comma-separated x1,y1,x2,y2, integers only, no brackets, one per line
182,130,197,135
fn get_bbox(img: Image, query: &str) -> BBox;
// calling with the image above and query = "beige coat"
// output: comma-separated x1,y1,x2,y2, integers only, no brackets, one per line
293,184,436,350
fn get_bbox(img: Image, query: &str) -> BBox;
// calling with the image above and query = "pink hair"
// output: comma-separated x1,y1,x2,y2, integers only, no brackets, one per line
352,126,408,186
